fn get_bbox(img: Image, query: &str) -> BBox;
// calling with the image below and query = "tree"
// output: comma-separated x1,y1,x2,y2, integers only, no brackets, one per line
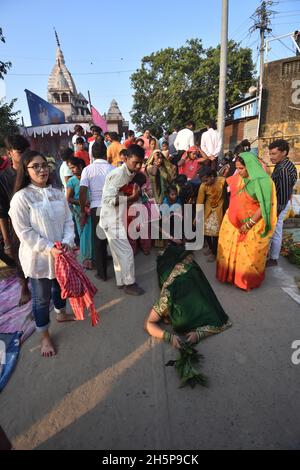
0,28,12,80
130,39,256,134
0,27,20,145
0,99,20,145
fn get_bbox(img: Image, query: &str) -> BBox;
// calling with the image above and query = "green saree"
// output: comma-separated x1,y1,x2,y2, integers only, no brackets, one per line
154,245,232,339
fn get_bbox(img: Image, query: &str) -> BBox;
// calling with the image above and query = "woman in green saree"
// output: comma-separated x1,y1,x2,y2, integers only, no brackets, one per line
145,244,232,348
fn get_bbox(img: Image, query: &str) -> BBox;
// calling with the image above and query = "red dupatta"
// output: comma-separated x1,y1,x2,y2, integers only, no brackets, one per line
54,243,99,326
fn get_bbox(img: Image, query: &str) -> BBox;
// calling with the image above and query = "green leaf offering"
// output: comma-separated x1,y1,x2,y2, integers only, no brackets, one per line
165,342,208,389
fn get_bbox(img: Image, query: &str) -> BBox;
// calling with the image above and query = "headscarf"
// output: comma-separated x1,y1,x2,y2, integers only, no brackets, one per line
239,152,273,237
182,146,200,160
146,150,176,203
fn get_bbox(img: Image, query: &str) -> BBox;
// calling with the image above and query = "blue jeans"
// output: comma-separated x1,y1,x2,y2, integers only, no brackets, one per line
30,278,66,332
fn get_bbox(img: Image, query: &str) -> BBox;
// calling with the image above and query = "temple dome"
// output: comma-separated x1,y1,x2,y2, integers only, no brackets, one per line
107,99,124,120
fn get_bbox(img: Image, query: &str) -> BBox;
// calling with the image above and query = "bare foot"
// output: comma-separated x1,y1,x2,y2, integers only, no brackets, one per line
83,259,93,270
56,312,76,323
41,335,56,358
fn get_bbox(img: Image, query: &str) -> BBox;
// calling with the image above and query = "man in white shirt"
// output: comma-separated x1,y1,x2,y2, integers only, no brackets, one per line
174,121,195,165
201,120,221,171
174,121,195,152
100,145,145,295
79,142,113,281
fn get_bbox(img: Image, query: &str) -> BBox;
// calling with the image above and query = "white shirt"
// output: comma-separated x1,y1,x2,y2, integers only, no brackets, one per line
80,159,114,209
9,185,74,279
174,128,195,152
59,162,73,191
201,128,221,158
100,164,135,228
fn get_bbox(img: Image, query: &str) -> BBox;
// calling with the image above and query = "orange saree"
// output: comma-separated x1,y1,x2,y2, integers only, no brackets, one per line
216,173,277,291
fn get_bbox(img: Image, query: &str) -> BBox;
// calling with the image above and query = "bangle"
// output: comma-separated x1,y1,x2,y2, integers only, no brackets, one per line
249,218,256,226
163,331,172,343
195,328,202,343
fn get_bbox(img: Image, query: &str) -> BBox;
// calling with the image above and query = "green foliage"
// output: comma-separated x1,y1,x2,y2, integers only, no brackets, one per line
165,343,208,389
0,27,12,80
0,27,20,145
131,39,256,134
0,99,20,146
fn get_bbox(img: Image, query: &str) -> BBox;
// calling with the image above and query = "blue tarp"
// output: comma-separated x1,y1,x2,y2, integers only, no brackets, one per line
0,332,22,392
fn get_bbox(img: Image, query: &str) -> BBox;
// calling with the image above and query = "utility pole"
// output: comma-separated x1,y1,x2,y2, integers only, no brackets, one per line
250,1,276,138
217,0,229,158
250,1,276,92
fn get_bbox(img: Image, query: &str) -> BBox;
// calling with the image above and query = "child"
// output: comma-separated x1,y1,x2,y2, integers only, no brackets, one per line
136,139,145,149
162,185,181,209
161,185,183,242
122,172,152,256
161,141,171,160
145,138,158,159
118,148,129,166
197,167,226,262
75,137,90,167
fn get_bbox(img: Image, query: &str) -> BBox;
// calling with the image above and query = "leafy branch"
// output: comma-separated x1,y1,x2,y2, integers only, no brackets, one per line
165,342,208,389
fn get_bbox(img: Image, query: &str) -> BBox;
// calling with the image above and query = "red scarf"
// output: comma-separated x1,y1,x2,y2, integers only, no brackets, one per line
54,243,99,326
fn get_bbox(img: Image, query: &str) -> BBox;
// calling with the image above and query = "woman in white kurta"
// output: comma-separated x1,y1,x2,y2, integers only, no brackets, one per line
9,151,75,357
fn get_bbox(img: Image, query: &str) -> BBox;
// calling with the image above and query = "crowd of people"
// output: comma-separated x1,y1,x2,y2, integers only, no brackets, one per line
0,121,298,355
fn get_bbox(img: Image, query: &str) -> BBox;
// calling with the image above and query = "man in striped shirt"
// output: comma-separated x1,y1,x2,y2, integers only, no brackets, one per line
267,139,297,267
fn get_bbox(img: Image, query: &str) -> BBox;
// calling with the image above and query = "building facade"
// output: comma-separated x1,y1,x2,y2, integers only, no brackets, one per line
223,89,259,153
260,56,300,162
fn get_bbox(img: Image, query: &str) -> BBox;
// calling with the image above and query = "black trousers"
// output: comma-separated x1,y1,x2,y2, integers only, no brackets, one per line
205,235,219,256
91,207,108,280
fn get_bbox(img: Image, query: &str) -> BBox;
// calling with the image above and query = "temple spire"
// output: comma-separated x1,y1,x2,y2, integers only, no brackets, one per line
54,27,61,48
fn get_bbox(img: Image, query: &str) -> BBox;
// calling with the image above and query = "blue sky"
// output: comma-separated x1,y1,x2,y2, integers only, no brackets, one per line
2,0,300,127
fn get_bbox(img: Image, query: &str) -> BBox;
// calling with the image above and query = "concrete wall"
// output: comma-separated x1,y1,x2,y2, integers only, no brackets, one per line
260,57,300,162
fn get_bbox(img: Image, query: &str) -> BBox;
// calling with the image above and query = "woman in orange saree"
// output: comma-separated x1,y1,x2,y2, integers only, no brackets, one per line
216,152,277,291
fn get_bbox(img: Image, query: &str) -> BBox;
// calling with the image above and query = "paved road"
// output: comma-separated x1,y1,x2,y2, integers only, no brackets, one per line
0,251,299,450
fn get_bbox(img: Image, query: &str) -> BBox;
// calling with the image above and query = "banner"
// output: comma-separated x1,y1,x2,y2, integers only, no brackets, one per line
91,105,108,132
25,89,65,126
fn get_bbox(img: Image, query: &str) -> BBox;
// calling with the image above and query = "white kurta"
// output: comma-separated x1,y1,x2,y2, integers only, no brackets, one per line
174,128,195,152
9,184,74,279
100,164,135,286
201,128,222,158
